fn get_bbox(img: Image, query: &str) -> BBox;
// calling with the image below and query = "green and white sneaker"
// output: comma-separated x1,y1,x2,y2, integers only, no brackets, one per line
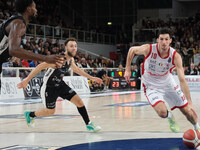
24,111,34,127
168,114,179,133
198,127,200,132
86,122,101,132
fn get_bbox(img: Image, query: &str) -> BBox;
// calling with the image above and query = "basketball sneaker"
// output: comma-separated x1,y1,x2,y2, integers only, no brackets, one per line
168,114,180,133
24,111,34,127
86,122,101,132
198,127,200,132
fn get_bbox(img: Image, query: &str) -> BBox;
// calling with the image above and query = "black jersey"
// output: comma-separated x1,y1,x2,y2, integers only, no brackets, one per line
43,60,72,87
0,15,26,69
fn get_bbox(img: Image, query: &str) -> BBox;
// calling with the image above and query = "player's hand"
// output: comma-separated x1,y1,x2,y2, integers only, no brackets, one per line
17,79,29,89
124,70,131,83
45,55,65,68
91,77,103,84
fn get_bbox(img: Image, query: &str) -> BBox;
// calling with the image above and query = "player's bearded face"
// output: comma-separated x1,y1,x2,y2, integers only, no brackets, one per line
66,41,77,57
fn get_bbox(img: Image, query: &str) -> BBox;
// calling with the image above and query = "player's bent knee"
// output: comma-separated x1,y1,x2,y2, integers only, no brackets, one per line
76,100,84,107
157,110,168,118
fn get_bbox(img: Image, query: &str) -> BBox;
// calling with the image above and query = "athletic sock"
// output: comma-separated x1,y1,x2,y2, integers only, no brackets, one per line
29,112,36,118
193,123,200,130
77,106,90,125
167,110,172,119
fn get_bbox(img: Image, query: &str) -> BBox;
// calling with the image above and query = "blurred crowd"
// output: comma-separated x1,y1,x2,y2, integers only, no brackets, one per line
135,11,200,75
1,0,200,92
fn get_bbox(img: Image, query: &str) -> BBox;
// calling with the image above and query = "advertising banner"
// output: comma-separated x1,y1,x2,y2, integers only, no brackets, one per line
63,76,90,94
23,77,43,98
0,77,24,100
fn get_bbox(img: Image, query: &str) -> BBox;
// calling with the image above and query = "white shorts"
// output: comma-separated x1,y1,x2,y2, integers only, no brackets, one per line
142,78,188,110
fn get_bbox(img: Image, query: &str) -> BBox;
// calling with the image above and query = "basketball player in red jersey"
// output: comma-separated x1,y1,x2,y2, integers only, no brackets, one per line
124,28,199,133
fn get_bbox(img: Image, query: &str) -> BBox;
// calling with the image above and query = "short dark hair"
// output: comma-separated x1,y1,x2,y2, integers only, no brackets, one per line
14,0,33,14
64,37,77,46
157,28,172,38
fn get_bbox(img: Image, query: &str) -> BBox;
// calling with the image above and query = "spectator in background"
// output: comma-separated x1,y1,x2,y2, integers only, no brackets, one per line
12,57,22,67
34,44,40,54
21,59,29,67
107,59,114,68
181,46,190,67
117,64,124,71
97,55,103,67
42,48,50,55
197,63,200,75
53,39,60,47
189,63,198,75
93,58,100,68
75,59,82,68
87,55,92,61
89,67,104,92
97,66,112,90
193,45,200,54
50,46,57,54
88,59,95,68
29,60,39,67
24,41,31,50
184,66,190,75
81,58,90,68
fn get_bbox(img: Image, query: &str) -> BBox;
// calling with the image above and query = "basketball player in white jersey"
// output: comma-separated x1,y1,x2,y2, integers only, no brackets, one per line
124,29,199,133
17,38,102,132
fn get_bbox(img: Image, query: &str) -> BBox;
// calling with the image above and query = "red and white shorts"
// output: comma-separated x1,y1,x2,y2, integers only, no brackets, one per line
142,79,188,110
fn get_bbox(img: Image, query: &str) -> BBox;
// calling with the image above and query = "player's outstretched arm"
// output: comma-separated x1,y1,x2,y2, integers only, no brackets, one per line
17,62,54,89
8,20,64,66
124,44,150,83
174,52,192,103
70,59,103,84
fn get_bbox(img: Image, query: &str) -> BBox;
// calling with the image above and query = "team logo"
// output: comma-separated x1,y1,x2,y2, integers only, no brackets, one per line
168,57,171,63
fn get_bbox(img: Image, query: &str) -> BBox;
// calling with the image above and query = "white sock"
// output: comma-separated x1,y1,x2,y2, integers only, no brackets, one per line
193,123,200,130
167,111,172,119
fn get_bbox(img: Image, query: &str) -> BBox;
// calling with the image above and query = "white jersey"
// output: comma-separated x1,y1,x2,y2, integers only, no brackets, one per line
142,43,177,87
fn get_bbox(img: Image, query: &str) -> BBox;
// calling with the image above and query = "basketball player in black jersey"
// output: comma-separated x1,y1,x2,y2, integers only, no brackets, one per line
17,38,103,132
0,0,64,74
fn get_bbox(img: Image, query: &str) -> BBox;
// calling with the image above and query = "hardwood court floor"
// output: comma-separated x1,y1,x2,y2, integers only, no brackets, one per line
0,90,199,149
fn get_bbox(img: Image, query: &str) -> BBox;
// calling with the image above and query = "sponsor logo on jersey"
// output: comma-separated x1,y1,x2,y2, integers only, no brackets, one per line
168,57,171,63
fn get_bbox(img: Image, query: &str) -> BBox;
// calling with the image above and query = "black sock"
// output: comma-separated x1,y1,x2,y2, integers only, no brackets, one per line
77,106,90,125
166,110,169,118
29,112,36,118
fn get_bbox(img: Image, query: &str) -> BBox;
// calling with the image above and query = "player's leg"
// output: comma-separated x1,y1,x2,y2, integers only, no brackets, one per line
60,83,101,132
165,78,198,132
24,85,58,126
180,105,200,131
143,84,179,132
70,94,101,132
153,102,180,133
153,102,168,118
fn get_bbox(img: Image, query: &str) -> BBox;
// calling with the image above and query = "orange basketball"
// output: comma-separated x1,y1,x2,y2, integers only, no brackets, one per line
182,129,200,149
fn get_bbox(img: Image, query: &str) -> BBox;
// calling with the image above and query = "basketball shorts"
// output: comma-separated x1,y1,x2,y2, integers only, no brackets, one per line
40,81,77,109
142,78,188,110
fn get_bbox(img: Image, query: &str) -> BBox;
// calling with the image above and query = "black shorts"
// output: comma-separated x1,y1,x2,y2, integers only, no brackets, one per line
0,49,10,74
40,81,77,109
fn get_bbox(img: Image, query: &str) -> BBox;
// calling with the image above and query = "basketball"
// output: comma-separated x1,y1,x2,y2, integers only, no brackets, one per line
182,129,200,149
